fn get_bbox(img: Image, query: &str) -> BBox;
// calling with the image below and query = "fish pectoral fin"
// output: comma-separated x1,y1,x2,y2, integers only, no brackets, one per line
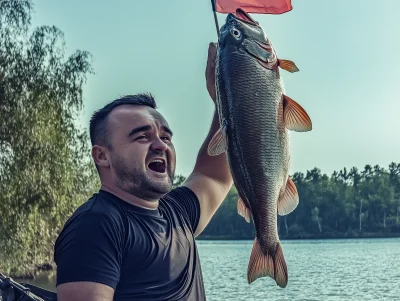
207,126,227,156
278,59,299,73
247,239,288,288
237,197,251,223
278,177,299,216
283,95,312,132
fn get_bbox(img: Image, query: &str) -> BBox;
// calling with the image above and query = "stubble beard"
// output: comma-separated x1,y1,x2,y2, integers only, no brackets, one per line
111,152,174,201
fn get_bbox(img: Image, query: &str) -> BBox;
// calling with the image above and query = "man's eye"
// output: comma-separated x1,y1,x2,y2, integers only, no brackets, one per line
136,135,147,140
161,136,171,142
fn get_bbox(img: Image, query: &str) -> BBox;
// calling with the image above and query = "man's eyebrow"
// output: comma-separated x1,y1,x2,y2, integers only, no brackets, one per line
162,126,173,136
128,125,151,137
127,125,173,137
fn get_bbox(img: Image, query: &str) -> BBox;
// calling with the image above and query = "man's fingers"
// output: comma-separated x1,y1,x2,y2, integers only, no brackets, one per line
206,42,216,78
208,42,217,59
209,42,217,50
206,42,217,75
206,42,218,102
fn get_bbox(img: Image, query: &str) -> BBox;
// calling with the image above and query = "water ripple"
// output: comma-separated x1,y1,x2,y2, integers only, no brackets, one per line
196,238,400,301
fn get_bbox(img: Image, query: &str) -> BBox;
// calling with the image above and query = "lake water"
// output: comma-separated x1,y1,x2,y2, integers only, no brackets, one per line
17,238,400,300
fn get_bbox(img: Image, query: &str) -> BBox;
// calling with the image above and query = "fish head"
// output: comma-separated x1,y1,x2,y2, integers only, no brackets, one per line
219,8,278,70
220,9,262,46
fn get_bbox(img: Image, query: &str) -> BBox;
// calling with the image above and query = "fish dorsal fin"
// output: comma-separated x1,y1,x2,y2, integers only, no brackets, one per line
278,59,299,73
207,124,227,156
237,197,251,223
278,177,299,216
283,95,312,132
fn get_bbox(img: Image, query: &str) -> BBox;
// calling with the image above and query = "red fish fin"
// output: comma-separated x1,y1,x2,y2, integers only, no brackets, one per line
283,95,312,132
247,239,288,288
237,197,251,223
278,59,299,73
207,127,227,156
278,177,299,216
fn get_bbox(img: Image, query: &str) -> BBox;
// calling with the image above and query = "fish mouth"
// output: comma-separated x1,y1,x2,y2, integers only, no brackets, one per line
232,8,259,26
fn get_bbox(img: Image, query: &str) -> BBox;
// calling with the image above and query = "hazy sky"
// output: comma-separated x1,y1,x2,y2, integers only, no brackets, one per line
30,0,400,177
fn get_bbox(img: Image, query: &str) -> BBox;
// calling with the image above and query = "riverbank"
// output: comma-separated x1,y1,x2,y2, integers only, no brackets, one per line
197,231,400,240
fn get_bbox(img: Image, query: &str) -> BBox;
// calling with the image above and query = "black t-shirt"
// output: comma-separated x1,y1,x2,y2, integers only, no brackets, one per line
54,186,206,301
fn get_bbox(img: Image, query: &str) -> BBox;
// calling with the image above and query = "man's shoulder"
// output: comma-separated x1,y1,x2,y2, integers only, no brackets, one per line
54,191,126,290
60,190,127,235
159,186,201,232
54,191,128,257
160,186,198,208
161,185,198,201
78,189,128,215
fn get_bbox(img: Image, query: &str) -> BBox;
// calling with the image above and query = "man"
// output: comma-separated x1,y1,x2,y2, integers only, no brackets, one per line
54,43,233,301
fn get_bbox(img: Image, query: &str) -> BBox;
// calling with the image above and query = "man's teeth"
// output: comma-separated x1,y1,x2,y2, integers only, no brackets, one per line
152,159,163,164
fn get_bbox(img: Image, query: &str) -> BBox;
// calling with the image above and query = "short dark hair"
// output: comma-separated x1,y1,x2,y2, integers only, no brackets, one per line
89,93,157,148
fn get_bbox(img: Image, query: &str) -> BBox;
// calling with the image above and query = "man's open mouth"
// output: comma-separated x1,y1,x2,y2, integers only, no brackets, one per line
148,159,166,173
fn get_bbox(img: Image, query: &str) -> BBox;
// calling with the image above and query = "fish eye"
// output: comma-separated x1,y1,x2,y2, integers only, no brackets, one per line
230,27,241,39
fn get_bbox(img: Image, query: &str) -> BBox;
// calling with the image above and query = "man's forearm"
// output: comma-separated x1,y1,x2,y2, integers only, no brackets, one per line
192,108,232,186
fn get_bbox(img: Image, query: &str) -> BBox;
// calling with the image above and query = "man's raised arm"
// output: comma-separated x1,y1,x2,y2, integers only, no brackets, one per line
183,42,233,237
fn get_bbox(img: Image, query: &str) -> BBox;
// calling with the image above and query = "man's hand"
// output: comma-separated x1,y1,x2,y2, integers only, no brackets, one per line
205,42,218,103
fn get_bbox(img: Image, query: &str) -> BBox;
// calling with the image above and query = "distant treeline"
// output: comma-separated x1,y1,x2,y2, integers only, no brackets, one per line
197,163,400,240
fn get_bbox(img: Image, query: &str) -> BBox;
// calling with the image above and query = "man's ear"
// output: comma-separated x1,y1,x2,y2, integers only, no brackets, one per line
91,145,110,168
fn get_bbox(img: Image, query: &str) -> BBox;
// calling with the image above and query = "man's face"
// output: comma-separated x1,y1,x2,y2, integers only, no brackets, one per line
105,105,176,201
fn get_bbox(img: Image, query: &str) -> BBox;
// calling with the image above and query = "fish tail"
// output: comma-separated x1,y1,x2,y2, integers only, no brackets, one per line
247,238,288,288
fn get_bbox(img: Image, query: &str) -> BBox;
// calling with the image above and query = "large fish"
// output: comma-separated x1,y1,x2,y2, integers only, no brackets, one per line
207,8,312,288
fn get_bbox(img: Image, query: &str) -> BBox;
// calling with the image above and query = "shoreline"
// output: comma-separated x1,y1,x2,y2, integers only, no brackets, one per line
197,232,400,240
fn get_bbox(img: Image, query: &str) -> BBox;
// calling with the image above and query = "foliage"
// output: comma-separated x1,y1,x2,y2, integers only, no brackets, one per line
0,0,99,277
198,163,400,240
172,174,186,188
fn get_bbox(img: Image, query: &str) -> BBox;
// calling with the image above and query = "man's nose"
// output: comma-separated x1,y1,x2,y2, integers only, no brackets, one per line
151,137,168,152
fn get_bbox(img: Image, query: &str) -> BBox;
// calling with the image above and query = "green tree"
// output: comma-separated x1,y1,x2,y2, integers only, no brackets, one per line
197,163,400,240
389,162,400,231
172,174,186,188
0,0,98,277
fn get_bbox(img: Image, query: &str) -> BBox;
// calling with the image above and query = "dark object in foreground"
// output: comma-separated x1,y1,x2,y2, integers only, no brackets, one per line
0,273,57,301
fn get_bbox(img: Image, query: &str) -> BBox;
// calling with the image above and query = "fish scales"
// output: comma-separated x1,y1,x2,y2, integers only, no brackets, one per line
219,50,288,246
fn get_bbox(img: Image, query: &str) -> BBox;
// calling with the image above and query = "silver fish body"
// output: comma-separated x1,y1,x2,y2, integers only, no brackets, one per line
217,43,289,243
208,9,312,288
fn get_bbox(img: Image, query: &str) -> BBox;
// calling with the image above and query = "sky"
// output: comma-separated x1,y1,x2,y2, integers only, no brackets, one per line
29,0,400,178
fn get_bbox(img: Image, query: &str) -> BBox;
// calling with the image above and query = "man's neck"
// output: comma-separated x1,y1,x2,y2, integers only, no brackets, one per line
100,184,159,210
